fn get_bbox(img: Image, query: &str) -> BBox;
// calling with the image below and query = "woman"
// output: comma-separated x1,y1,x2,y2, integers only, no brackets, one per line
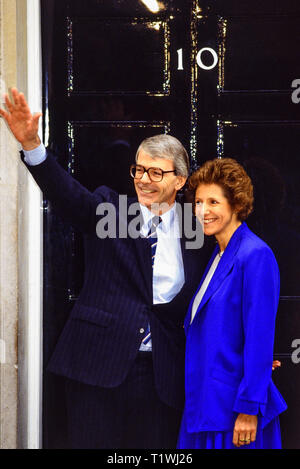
178,158,287,449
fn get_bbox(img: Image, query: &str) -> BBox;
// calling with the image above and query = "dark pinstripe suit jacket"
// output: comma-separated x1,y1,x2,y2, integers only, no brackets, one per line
23,151,211,410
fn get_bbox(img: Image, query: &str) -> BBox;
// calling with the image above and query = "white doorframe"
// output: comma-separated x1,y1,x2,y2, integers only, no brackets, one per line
17,0,43,449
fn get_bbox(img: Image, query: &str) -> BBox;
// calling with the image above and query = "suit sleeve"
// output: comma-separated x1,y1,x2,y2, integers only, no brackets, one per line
233,246,280,415
21,149,103,234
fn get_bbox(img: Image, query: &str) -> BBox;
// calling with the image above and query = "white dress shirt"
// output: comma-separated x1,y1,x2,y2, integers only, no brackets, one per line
139,203,185,350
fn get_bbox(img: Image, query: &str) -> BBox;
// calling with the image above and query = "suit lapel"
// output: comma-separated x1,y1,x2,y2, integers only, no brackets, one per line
127,199,152,301
178,202,189,283
134,235,152,300
179,200,206,281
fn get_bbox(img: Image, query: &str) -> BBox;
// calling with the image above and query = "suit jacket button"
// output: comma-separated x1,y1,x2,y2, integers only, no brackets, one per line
140,328,145,334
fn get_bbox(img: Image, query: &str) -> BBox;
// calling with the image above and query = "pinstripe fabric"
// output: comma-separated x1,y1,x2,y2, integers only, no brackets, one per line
64,353,182,449
23,151,211,411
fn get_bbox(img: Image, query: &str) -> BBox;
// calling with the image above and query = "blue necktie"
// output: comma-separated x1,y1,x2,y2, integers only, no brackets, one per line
142,216,162,345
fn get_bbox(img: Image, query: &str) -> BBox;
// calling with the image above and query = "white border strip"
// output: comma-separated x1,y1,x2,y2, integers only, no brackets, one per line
25,0,43,449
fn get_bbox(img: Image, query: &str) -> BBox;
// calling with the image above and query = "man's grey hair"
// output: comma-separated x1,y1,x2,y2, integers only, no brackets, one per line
135,134,190,178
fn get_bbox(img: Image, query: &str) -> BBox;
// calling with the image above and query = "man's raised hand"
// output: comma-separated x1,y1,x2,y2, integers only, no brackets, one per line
0,87,41,150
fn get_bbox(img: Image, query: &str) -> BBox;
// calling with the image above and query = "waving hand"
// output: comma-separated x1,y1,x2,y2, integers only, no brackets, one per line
0,87,41,150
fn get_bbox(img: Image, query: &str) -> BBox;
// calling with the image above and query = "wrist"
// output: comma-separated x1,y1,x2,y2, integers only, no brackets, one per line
22,136,41,151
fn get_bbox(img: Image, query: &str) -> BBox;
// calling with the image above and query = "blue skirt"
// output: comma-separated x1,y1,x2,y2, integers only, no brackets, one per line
177,413,282,449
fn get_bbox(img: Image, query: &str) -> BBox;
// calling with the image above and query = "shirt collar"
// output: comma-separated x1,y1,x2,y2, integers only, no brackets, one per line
139,202,177,234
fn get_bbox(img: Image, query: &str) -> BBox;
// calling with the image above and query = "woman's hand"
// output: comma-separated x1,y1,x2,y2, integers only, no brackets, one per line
0,87,41,150
232,413,258,447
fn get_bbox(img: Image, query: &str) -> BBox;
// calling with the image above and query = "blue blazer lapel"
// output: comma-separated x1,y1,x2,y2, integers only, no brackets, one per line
187,223,247,326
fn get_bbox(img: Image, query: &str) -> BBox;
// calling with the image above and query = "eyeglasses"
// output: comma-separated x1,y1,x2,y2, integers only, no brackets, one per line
130,164,176,182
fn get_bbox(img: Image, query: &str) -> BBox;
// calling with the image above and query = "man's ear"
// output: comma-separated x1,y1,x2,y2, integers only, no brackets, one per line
175,176,187,191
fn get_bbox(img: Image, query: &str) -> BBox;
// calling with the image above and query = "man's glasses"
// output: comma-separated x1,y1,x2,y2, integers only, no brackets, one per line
130,164,176,182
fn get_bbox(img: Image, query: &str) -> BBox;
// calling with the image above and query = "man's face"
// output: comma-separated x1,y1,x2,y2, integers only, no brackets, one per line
134,149,186,213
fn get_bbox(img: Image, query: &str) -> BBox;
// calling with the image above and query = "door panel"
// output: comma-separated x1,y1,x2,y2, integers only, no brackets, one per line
68,17,170,96
219,17,300,92
41,0,300,448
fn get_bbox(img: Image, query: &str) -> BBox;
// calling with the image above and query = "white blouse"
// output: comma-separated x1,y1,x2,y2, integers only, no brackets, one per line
190,251,223,324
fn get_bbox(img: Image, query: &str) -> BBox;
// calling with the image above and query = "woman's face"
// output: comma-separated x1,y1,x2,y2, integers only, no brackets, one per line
195,183,240,239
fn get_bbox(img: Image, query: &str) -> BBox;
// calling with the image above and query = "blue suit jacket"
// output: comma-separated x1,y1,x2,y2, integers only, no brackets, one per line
183,222,287,431
22,151,211,410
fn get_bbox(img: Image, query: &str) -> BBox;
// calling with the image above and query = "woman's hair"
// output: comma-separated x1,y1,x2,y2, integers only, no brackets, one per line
187,158,254,221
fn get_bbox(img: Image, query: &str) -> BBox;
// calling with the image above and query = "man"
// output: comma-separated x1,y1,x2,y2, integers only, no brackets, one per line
0,88,210,448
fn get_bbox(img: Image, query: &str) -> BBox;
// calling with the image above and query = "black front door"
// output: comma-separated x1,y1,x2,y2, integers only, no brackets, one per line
41,0,300,448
